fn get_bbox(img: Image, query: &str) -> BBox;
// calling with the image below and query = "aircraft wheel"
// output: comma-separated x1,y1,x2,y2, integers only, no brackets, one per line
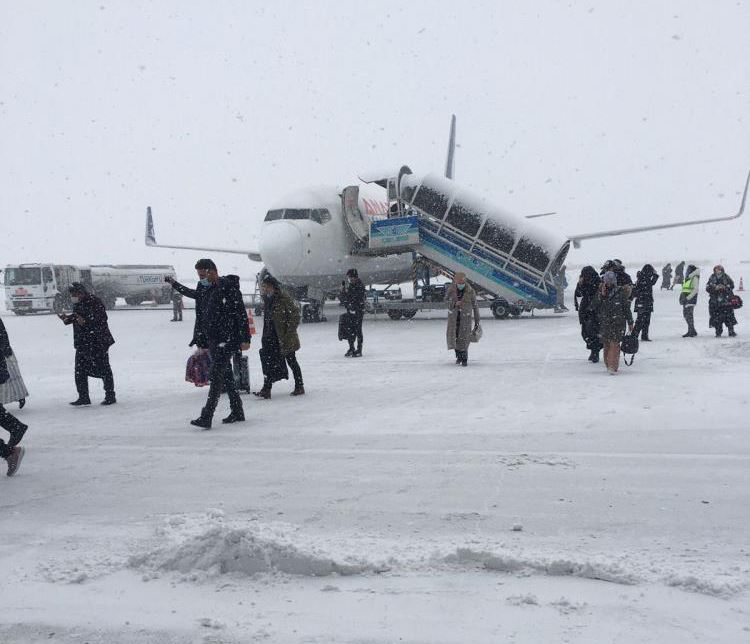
492,302,510,319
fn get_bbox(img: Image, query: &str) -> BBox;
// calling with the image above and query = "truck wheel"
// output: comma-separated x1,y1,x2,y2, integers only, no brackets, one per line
402,309,417,319
124,297,139,306
492,302,510,319
13,310,27,316
387,310,403,320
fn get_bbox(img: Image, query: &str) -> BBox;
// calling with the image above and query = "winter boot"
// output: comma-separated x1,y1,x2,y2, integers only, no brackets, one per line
345,348,354,357
6,445,24,477
222,411,245,424
8,421,27,449
69,397,91,406
190,415,212,430
101,393,117,406
728,326,737,337
291,385,305,396
253,388,271,399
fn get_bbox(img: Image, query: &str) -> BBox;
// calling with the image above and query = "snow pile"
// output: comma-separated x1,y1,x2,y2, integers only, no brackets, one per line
663,573,748,598
442,547,639,585
130,514,388,579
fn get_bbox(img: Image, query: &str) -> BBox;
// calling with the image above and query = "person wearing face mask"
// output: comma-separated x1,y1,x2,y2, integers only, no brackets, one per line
340,269,366,357
594,271,634,375
165,258,217,349
706,265,738,337
186,261,251,429
58,283,117,405
445,272,480,366
253,275,303,399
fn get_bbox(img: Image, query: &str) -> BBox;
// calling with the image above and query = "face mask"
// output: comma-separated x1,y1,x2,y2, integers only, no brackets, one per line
70,296,80,304
199,278,211,287
456,283,465,290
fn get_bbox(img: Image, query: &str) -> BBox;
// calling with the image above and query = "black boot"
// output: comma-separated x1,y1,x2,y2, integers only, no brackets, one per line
5,417,27,449
190,414,212,429
69,397,91,406
222,411,245,424
101,392,117,406
728,326,737,337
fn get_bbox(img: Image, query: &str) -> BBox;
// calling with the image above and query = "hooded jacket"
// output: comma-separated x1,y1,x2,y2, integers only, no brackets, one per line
200,275,251,351
633,264,659,312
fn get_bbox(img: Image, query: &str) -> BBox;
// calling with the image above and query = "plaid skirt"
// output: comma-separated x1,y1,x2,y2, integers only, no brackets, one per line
0,354,29,404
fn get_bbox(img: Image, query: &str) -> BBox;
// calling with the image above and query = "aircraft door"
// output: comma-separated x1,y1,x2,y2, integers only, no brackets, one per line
342,186,369,246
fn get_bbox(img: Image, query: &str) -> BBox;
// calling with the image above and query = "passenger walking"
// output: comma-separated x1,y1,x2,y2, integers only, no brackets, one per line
601,259,633,296
340,269,366,357
59,283,117,406
594,271,635,375
0,338,28,476
165,259,216,348
0,318,28,409
187,262,251,429
673,261,685,288
253,275,304,398
445,272,480,366
680,265,700,337
661,263,673,290
632,264,659,341
706,265,738,337
170,287,183,322
574,266,603,362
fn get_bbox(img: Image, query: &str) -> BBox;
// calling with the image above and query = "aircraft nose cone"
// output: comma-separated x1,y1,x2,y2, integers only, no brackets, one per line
260,222,304,277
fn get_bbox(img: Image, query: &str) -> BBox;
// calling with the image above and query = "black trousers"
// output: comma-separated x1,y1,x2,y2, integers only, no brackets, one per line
202,346,243,419
634,311,652,339
683,306,696,333
579,312,602,353
172,301,182,320
0,404,26,459
347,311,364,350
454,311,468,362
75,350,115,398
265,352,303,389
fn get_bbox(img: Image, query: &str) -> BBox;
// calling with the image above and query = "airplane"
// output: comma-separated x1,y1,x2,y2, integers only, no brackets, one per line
145,116,748,319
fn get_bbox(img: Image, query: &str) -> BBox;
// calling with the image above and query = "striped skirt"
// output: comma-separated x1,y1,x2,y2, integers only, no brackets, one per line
0,354,29,404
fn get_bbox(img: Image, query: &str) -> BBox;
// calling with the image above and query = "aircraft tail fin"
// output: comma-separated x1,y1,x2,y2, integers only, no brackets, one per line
445,114,456,180
145,206,157,246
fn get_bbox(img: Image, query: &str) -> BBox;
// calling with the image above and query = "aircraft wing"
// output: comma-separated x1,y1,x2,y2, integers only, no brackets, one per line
566,170,749,248
145,207,262,262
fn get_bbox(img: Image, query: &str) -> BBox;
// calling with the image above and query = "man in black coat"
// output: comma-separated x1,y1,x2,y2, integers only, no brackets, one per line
340,268,366,357
574,266,603,362
0,351,27,477
632,264,659,341
186,260,252,429
59,283,117,406
165,258,215,348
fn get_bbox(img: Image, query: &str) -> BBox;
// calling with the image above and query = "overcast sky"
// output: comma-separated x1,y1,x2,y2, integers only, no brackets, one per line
1,0,748,279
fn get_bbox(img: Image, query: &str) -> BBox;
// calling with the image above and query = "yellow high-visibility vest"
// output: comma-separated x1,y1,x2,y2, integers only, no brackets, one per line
681,277,695,294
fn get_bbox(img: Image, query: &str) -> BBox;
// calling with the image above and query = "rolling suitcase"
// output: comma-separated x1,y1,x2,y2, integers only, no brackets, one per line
232,352,251,394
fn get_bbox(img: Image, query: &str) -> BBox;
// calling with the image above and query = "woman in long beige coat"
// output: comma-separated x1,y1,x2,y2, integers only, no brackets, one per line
445,273,480,366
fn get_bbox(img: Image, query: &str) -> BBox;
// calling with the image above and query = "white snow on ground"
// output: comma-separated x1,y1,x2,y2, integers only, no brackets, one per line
1,271,749,643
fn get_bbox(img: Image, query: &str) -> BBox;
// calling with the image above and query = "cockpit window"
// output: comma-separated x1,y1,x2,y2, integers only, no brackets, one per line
264,208,331,224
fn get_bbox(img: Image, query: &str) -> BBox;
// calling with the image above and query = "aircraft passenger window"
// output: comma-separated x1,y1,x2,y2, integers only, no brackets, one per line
310,209,331,224
284,209,310,220
411,185,449,219
478,219,515,254
264,210,284,221
512,238,550,272
445,202,482,237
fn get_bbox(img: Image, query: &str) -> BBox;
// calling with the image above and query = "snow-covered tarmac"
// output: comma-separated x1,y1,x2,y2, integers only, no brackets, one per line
1,284,749,643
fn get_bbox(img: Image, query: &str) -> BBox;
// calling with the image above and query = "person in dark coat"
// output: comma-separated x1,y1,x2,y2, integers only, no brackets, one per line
165,258,216,347
661,263,673,290
0,350,27,476
188,262,252,429
673,261,685,288
58,283,116,406
706,265,738,337
340,268,366,357
445,272,480,366
680,265,700,337
601,260,633,297
0,317,28,408
593,271,635,374
170,287,183,322
253,275,303,399
632,264,659,341
574,266,603,362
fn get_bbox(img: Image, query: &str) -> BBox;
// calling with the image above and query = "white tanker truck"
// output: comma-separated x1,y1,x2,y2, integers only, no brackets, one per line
3,263,176,314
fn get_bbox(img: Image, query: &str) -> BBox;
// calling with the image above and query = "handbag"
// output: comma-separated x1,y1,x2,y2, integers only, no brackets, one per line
470,324,483,343
729,294,743,310
620,333,639,366
185,350,212,387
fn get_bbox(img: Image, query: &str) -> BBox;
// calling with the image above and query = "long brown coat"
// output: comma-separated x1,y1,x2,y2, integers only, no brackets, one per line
445,283,480,351
269,290,301,355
